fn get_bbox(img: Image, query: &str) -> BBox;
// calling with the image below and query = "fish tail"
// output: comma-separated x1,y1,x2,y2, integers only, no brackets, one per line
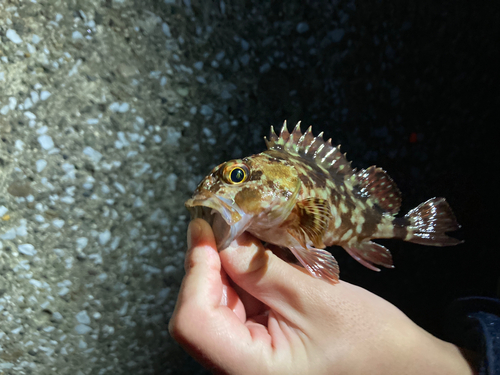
396,197,463,246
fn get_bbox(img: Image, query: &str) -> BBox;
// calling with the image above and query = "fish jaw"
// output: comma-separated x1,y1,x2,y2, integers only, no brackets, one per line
185,193,253,251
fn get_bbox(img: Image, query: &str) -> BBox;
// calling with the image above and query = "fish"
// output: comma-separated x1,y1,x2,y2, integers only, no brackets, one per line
185,121,462,283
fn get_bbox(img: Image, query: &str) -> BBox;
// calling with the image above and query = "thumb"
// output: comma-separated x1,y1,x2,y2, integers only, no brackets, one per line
219,232,318,322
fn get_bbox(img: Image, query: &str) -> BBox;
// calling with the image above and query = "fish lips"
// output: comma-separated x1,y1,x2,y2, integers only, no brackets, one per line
185,194,251,251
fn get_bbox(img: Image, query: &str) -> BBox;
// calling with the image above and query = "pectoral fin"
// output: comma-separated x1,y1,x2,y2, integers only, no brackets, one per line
286,198,331,248
281,198,339,283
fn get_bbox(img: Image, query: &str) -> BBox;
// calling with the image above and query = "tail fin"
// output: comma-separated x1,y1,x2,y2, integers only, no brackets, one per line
403,197,463,246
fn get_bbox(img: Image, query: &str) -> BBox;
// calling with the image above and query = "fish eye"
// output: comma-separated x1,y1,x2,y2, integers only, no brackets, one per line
230,168,246,183
223,164,249,184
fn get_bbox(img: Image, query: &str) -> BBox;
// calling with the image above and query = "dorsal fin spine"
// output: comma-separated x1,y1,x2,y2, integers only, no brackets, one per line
280,121,289,140
270,125,278,140
314,143,325,158
321,148,335,163
266,121,355,177
292,121,302,138
298,132,307,146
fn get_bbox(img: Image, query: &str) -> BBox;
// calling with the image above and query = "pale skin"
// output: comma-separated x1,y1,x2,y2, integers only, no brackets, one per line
169,219,476,375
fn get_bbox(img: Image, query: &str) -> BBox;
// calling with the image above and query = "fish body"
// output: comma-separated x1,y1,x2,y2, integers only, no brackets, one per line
185,122,462,283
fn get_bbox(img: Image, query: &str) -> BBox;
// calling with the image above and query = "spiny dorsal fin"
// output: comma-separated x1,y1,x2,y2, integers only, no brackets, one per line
356,166,402,214
265,121,354,177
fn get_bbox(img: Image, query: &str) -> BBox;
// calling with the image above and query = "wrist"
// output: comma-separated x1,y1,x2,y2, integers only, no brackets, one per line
404,328,476,375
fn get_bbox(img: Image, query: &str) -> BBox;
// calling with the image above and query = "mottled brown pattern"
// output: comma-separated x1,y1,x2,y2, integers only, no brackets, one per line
209,181,222,193
287,154,330,186
262,149,288,161
392,217,410,239
234,188,262,214
265,150,330,190
265,178,275,189
186,122,462,284
339,212,356,235
357,166,402,214
298,173,315,189
260,161,298,191
249,170,263,181
299,166,327,189
360,209,383,239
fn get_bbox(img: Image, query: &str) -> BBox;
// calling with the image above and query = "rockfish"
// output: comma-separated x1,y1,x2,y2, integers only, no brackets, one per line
185,122,462,283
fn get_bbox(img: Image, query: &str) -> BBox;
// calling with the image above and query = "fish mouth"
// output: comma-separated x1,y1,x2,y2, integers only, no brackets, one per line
185,193,252,250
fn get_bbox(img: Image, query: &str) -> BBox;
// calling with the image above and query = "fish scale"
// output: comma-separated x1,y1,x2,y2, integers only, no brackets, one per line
185,121,463,283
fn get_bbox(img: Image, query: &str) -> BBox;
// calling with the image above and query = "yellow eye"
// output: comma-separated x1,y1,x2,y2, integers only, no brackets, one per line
223,164,249,184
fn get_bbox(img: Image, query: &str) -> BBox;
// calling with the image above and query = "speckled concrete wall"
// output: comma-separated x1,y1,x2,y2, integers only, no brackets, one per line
0,0,497,374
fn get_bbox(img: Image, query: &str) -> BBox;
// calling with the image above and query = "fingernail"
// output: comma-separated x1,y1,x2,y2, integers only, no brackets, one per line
187,220,202,249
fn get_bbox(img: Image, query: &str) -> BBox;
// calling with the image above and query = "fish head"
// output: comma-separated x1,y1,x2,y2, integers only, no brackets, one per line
185,152,301,250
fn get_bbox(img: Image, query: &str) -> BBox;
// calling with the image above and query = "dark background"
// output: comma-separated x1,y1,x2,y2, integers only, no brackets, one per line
174,0,498,372
227,0,498,335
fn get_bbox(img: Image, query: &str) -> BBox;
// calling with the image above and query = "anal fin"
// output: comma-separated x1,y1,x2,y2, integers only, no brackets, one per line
289,246,340,284
343,241,394,271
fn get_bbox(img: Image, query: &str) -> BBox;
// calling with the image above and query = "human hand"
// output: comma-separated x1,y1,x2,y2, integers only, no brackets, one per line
169,219,474,375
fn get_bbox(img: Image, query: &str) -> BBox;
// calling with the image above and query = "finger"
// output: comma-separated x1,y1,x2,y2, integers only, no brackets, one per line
177,219,249,322
219,231,329,325
220,267,246,322
169,220,236,364
169,220,267,372
229,277,268,319
171,219,245,324
176,219,223,309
